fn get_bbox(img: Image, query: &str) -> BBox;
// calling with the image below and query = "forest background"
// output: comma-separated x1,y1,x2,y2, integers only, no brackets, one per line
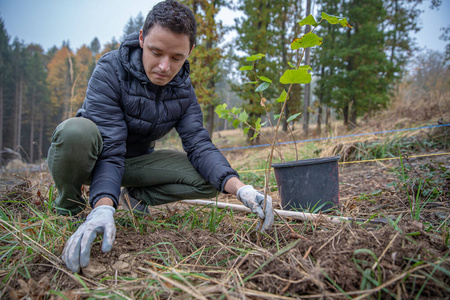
0,0,448,165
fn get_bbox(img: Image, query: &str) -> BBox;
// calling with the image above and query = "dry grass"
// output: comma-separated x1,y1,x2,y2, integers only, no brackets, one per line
1,57,449,299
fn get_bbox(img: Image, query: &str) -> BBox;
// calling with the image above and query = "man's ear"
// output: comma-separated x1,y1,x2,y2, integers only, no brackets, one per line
139,29,144,48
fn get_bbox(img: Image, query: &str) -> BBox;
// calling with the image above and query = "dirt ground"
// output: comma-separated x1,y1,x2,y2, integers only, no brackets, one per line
2,148,449,299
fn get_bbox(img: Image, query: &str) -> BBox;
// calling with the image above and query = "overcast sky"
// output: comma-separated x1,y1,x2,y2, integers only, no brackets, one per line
0,0,448,54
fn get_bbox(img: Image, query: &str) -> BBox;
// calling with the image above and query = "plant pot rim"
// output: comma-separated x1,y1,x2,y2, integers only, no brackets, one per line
272,156,340,169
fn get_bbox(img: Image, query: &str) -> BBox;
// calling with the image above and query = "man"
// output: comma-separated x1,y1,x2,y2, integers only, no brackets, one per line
48,0,274,274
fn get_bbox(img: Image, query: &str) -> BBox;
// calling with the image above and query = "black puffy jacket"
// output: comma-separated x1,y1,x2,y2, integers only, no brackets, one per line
76,33,238,208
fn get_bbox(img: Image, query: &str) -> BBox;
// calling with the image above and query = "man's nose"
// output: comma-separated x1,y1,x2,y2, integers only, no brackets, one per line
159,56,170,72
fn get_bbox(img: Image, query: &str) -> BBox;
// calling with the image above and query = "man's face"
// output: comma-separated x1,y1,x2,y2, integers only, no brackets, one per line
139,24,193,86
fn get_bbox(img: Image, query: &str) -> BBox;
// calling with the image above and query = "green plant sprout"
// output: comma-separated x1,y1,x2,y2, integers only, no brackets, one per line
216,12,351,208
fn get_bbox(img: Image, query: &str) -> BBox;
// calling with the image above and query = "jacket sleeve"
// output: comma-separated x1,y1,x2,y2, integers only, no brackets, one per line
176,86,239,192
76,52,127,208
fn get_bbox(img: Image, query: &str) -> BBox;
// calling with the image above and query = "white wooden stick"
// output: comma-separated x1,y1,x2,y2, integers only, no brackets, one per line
181,199,346,224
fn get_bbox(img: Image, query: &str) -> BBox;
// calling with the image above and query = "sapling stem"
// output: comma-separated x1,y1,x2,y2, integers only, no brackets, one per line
262,19,327,214
263,47,306,210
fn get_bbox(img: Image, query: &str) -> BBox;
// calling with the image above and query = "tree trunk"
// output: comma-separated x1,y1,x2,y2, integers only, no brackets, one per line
316,65,324,135
390,0,398,64
38,115,44,163
17,73,23,155
302,0,311,137
325,106,331,129
13,80,19,149
343,104,349,129
349,98,357,130
0,75,3,158
29,88,35,163
317,104,322,135
206,104,214,138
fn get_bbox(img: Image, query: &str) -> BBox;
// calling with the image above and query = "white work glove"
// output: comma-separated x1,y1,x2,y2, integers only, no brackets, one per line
237,185,274,232
61,205,116,273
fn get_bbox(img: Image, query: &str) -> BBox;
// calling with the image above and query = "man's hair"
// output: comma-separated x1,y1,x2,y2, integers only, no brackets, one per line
142,0,197,49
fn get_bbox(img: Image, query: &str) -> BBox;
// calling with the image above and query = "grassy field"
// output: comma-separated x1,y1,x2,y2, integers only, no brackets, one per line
1,85,449,298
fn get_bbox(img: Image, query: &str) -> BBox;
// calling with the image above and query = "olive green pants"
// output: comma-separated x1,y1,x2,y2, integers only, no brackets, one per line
47,118,218,215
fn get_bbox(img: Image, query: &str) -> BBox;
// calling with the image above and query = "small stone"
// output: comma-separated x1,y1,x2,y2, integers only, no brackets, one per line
112,261,130,270
82,259,107,277
411,220,423,230
118,253,131,261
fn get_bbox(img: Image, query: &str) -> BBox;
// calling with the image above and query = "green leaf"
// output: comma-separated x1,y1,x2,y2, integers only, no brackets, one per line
250,131,259,141
239,110,248,123
254,118,262,131
276,89,288,103
258,76,272,83
243,127,250,135
215,104,225,114
321,12,352,28
287,112,301,122
215,104,228,118
231,107,241,115
273,114,281,120
291,32,323,50
298,14,319,27
299,65,313,71
232,119,240,129
239,65,254,71
280,68,312,84
244,81,258,85
246,53,265,62
288,62,297,69
255,82,270,92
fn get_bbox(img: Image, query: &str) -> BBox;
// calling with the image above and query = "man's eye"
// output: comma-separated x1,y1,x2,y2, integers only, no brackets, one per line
173,57,181,61
152,51,161,56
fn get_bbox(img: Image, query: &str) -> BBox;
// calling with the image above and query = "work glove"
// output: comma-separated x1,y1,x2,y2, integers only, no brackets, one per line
61,205,116,273
237,185,274,232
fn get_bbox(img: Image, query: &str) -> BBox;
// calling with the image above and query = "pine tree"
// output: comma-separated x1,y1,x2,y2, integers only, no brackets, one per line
0,18,10,158
23,44,49,162
183,0,228,137
313,0,430,129
10,38,27,152
101,37,120,55
121,12,145,41
383,0,423,79
90,37,101,56
234,0,302,140
314,0,394,129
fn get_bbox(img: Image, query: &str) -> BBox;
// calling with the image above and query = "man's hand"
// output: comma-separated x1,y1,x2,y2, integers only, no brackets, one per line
237,185,274,232
61,205,116,273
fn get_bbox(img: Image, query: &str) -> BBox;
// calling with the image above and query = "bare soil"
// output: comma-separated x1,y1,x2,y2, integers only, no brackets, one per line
2,150,449,299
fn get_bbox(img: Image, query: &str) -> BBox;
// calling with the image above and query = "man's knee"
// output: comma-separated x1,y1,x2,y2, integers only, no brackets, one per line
51,118,102,149
200,182,219,198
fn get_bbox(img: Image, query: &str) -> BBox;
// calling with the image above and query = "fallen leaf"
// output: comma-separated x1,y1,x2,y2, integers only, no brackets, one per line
260,97,266,107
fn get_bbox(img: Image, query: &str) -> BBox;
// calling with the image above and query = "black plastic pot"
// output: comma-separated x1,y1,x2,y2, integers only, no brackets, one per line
272,156,340,211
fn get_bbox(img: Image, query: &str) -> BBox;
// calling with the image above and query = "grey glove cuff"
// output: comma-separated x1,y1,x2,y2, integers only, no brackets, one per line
236,185,253,202
87,205,115,219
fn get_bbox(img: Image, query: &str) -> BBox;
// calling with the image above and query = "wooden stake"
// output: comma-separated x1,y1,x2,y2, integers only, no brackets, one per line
180,199,377,224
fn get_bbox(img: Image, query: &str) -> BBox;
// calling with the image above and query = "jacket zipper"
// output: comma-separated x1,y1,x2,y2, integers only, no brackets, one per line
143,83,162,134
